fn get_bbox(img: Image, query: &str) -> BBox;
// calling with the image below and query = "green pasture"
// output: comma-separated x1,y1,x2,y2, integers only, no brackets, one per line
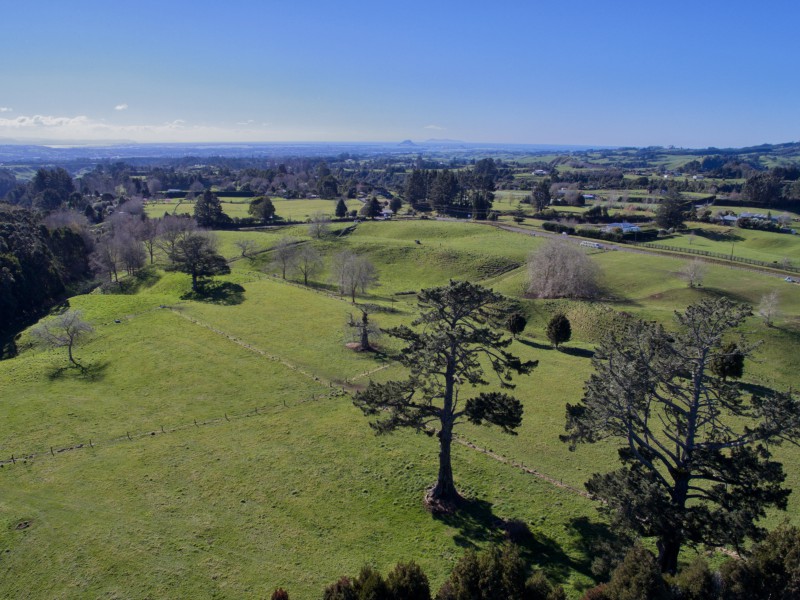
145,197,361,222
657,222,800,265
1,218,800,597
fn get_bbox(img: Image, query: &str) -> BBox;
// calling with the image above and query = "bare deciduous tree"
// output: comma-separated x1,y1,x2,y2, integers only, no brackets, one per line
758,290,780,326
234,238,259,259
270,237,298,279
331,250,379,302
678,259,706,288
157,215,197,263
32,310,94,368
308,211,330,239
526,240,600,299
293,244,323,286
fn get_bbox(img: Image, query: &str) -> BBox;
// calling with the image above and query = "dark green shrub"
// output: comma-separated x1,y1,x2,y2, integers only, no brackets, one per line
604,544,670,600
719,525,800,600
386,561,431,600
670,557,716,600
524,571,567,600
546,313,571,349
354,565,390,600
323,577,358,600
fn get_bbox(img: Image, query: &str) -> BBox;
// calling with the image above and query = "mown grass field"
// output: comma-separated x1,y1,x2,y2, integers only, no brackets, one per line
1,218,799,598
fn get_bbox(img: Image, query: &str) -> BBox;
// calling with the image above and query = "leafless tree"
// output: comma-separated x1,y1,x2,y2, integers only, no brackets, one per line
32,310,94,368
758,290,780,326
117,232,146,275
91,235,123,283
678,259,706,288
139,218,160,265
157,215,197,263
234,238,260,259
526,240,600,299
293,244,323,285
346,305,381,351
330,250,379,302
270,237,298,279
308,211,330,239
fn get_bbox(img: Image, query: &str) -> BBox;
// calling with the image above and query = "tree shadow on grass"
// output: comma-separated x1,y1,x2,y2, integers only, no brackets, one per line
697,287,754,305
517,338,552,351
432,496,575,582
560,346,595,359
566,516,628,580
740,381,781,397
47,360,110,382
181,281,245,305
517,338,594,359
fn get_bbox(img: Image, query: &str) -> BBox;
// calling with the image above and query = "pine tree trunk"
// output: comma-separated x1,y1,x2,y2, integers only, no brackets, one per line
429,426,459,503
359,311,371,351
657,535,681,575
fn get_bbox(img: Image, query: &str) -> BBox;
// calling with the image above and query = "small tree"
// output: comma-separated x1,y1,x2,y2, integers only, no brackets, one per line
506,312,527,339
249,196,276,223
678,259,706,288
270,237,297,279
234,238,259,259
347,305,381,352
170,232,230,291
655,190,686,230
758,290,780,326
710,340,745,381
293,244,323,286
335,198,348,218
527,240,600,299
546,313,571,349
354,281,536,506
194,190,229,227
32,310,94,368
330,251,379,302
308,211,331,239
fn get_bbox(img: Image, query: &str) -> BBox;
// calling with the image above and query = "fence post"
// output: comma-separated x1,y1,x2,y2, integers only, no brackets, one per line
50,447,54,456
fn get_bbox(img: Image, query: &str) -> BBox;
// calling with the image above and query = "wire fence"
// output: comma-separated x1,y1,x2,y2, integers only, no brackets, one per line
634,242,799,273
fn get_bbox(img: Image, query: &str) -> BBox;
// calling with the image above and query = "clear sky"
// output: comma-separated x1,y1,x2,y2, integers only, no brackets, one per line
1,0,798,147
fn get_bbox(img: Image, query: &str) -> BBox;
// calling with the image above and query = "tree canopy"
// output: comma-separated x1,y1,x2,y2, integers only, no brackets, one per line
354,281,536,507
170,232,230,291
562,298,800,573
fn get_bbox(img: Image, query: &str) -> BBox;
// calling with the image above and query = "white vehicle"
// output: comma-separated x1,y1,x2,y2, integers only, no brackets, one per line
580,241,603,249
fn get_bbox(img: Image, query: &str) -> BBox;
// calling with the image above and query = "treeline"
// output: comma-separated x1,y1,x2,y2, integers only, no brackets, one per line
268,525,800,599
0,204,91,352
403,158,499,218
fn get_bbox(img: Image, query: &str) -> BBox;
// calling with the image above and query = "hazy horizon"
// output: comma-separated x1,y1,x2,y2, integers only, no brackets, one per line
2,0,798,148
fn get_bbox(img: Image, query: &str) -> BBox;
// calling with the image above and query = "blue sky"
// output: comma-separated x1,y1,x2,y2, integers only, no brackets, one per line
1,0,798,147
